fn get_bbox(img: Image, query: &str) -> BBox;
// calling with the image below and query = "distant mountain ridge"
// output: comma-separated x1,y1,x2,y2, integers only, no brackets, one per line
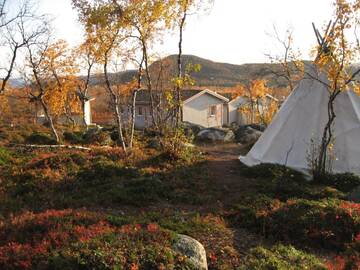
89,55,302,89
8,55,303,89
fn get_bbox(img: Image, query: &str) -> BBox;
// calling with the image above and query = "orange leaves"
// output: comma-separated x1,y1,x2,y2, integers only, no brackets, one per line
116,80,137,98
146,223,159,233
130,263,139,270
73,221,116,243
37,40,81,117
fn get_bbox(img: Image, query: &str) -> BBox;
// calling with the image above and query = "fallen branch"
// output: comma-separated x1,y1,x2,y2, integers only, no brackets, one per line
8,144,92,151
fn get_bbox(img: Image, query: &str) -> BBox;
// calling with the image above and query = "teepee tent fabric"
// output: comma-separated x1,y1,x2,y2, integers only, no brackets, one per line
239,65,360,175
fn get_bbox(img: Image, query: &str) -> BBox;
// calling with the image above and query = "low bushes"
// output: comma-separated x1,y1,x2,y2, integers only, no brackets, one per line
0,209,196,270
316,173,360,192
25,132,57,145
83,129,113,146
107,211,240,269
240,244,326,270
240,163,306,182
229,197,360,250
63,131,85,144
326,254,360,270
63,129,115,146
242,163,360,194
264,199,360,249
27,151,87,171
0,147,12,166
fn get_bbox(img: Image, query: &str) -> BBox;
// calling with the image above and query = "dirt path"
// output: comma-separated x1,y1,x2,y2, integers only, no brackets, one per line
200,143,267,257
200,143,253,207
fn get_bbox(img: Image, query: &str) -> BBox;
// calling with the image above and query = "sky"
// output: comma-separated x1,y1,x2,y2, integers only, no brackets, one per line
39,0,335,65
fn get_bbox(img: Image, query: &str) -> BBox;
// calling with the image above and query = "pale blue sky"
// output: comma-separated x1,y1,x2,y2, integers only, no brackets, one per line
40,0,334,64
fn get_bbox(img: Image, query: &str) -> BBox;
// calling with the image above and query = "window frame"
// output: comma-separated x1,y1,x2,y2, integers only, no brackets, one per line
209,105,217,117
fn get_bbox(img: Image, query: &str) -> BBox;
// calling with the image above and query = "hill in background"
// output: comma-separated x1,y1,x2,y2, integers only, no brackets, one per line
89,55,303,91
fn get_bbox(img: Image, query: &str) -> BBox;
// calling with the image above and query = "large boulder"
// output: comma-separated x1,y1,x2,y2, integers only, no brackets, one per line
235,126,263,145
248,124,266,132
196,127,235,142
173,234,208,270
183,122,205,137
348,185,360,202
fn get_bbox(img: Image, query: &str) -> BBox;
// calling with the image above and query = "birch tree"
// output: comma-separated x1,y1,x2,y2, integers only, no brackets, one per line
311,0,360,176
73,0,128,151
75,39,96,128
0,0,44,94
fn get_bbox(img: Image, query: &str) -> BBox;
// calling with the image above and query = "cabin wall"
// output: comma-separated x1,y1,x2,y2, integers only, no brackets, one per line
183,93,225,127
228,97,248,125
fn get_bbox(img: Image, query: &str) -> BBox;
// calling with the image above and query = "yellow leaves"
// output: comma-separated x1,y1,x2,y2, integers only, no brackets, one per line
313,0,360,95
164,89,176,109
261,99,279,126
234,80,271,101
35,39,81,118
250,80,269,99
234,79,278,125
172,77,184,88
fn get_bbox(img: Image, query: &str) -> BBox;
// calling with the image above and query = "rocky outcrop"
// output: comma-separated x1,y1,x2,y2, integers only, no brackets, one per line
196,128,235,142
234,126,263,145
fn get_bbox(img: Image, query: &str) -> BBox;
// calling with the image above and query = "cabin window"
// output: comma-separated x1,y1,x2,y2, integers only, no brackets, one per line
138,106,143,116
209,105,217,117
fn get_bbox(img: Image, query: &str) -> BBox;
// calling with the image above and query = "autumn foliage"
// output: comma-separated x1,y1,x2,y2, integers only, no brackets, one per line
229,80,279,125
0,209,195,269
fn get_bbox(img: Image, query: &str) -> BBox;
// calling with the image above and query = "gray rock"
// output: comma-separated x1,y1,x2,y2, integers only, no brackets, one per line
348,185,360,202
173,234,208,270
196,128,235,142
183,122,205,137
235,126,263,145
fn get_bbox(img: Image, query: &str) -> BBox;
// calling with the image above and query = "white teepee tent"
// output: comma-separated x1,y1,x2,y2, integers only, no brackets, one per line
239,64,360,175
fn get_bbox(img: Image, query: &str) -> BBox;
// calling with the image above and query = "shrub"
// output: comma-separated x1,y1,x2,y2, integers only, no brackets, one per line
25,132,57,145
103,177,172,206
316,173,360,192
27,152,87,171
0,209,196,270
240,163,305,182
318,186,346,199
228,195,282,234
240,244,326,270
230,198,360,250
83,129,112,146
0,147,12,166
63,131,85,144
159,129,199,163
0,124,49,144
265,199,360,249
76,158,139,183
326,254,360,270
